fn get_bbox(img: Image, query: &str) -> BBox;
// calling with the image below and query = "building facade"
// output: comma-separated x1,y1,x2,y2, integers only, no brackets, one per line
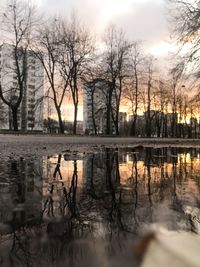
83,80,116,135
0,43,44,131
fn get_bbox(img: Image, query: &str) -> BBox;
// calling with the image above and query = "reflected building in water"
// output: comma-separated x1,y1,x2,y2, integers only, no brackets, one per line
0,158,43,228
0,148,200,266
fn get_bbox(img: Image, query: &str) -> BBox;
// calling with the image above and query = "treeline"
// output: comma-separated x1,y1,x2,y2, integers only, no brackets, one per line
120,111,200,138
0,0,199,136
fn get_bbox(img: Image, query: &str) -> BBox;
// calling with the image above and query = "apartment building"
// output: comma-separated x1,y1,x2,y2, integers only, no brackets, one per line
0,43,44,131
83,80,116,135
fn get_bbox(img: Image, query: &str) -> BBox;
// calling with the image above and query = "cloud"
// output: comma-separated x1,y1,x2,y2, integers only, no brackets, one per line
36,0,169,49
1,0,171,55
111,1,169,44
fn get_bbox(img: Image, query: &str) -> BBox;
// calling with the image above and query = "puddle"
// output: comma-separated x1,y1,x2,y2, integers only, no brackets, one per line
0,147,200,266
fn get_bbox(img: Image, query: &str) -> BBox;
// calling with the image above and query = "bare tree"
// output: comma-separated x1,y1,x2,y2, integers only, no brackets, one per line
170,61,185,137
0,0,37,131
145,56,155,137
81,62,105,135
123,42,144,136
61,16,94,134
169,0,200,68
102,26,131,135
34,18,69,134
153,79,170,137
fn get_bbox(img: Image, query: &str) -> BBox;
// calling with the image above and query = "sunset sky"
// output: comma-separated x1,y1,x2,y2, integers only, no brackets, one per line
33,0,176,120
0,0,178,121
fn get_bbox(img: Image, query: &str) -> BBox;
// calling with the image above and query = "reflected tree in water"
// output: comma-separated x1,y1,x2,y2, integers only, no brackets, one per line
1,148,200,266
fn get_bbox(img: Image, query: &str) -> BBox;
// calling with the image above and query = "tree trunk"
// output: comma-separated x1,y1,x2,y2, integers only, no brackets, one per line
73,103,78,135
131,67,139,137
114,79,122,136
91,91,97,135
56,107,64,134
164,117,168,137
106,88,113,135
21,52,28,133
115,111,119,135
106,104,111,135
172,85,177,138
130,115,137,136
12,107,18,131
146,120,151,137
146,80,151,137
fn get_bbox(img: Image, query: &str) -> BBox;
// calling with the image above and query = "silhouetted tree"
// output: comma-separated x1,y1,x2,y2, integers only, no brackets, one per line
34,18,68,134
102,26,131,135
124,42,144,136
169,0,200,71
61,16,94,134
0,0,37,131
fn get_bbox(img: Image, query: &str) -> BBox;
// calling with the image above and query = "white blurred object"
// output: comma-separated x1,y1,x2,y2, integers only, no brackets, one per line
142,232,200,267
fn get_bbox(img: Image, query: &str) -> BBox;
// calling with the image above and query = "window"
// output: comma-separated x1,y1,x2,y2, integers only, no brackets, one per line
28,110,34,116
28,117,35,122
28,123,34,128
28,104,35,109
28,85,35,90
29,78,35,83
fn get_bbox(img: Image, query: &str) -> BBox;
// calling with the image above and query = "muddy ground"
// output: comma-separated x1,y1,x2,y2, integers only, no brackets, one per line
1,134,200,160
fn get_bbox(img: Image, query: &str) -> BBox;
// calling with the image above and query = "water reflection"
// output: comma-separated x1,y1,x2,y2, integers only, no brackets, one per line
0,147,200,266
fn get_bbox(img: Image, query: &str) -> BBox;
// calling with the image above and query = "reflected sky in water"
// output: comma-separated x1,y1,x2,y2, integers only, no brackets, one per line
0,147,200,266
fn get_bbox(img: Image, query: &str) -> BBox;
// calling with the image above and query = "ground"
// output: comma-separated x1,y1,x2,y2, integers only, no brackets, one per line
1,134,200,160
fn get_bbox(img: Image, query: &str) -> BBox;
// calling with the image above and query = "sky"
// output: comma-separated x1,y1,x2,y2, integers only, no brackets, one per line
0,0,178,121
31,0,176,57
0,0,177,57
